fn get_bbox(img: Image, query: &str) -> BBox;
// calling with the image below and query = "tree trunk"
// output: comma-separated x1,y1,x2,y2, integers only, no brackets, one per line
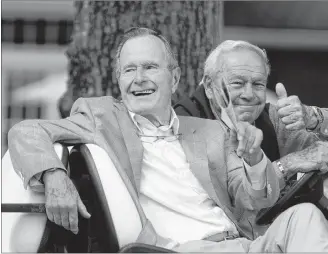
61,0,222,117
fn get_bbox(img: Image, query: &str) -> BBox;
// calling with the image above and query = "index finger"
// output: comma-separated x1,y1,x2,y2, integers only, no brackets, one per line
236,123,249,156
250,130,263,153
69,206,78,234
276,97,292,109
277,104,300,117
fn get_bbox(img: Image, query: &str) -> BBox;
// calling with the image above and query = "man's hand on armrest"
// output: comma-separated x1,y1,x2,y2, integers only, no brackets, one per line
279,141,328,177
43,169,91,234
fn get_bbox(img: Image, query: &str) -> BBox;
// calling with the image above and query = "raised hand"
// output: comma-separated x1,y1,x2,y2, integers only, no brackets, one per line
276,83,312,131
43,169,91,234
229,121,264,166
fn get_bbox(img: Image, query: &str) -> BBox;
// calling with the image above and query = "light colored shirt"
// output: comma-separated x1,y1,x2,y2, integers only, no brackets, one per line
129,109,267,243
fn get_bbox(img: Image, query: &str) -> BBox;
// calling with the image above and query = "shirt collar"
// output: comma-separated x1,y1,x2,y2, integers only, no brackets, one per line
128,108,180,135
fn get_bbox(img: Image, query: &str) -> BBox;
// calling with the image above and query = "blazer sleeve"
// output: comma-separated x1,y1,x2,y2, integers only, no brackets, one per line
8,97,100,189
227,144,280,211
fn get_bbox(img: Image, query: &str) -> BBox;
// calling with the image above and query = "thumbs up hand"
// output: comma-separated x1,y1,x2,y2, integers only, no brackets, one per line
276,83,307,131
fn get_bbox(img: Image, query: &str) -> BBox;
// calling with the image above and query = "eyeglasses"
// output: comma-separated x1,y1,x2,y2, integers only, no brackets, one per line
137,133,182,143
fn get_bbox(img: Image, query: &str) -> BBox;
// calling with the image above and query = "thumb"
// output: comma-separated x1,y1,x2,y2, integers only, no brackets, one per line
77,196,91,219
275,82,288,99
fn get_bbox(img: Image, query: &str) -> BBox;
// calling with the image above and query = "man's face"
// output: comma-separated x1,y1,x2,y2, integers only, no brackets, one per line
217,49,268,123
118,35,179,122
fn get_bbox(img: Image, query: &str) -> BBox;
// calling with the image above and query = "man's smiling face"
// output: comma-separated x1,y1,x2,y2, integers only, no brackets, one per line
118,35,179,124
220,49,268,123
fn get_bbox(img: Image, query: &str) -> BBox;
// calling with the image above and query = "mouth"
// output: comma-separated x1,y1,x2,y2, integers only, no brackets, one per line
132,89,155,96
235,104,259,108
236,104,256,107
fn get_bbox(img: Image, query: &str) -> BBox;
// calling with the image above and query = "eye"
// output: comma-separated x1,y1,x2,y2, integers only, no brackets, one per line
229,81,244,88
254,82,266,88
124,67,135,73
145,65,157,70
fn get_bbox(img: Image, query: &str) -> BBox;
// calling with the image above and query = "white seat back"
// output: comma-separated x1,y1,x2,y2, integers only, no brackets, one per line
324,176,328,200
83,144,143,248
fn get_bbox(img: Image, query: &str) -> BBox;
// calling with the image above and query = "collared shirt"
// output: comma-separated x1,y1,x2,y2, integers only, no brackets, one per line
129,109,267,244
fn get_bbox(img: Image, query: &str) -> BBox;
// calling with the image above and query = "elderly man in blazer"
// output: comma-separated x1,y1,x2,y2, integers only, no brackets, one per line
174,40,328,238
174,40,328,189
8,27,328,252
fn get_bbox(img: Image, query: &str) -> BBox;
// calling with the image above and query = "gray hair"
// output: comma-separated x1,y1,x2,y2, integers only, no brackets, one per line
202,40,270,84
115,27,179,78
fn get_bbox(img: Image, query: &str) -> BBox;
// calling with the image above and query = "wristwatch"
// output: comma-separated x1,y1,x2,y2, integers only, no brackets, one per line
306,106,324,132
276,160,288,183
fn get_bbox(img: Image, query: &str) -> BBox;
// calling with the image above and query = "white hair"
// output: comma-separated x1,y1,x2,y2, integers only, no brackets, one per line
201,40,270,84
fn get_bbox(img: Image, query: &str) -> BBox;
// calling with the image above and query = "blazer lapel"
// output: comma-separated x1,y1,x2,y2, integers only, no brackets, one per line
114,104,144,192
179,118,223,208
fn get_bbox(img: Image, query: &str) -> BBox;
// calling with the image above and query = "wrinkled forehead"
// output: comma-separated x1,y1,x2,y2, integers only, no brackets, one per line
218,49,268,79
119,35,169,66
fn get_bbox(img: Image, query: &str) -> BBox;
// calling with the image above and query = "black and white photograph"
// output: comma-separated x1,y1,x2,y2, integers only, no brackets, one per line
2,1,328,252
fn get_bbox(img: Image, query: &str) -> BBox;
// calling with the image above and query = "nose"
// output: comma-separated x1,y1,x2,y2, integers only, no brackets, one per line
240,83,254,100
134,67,146,84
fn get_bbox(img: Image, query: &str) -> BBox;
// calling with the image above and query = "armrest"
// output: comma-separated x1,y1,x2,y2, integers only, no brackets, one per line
324,174,328,199
318,173,328,211
2,143,69,204
1,143,69,253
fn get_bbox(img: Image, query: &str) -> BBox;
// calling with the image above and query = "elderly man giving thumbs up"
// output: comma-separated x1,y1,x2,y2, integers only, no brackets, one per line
274,82,328,177
276,82,321,131
174,40,328,189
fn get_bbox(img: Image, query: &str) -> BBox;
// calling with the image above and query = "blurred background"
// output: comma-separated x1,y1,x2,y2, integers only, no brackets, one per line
2,1,328,155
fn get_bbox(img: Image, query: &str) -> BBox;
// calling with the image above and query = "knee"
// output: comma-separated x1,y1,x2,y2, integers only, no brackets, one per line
291,203,323,218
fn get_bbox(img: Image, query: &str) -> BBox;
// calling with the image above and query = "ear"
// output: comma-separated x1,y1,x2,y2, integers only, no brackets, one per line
203,77,214,100
171,67,181,93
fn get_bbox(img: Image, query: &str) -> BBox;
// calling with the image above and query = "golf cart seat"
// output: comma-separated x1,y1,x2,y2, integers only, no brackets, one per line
67,144,173,253
4,141,327,252
1,143,172,253
1,143,69,252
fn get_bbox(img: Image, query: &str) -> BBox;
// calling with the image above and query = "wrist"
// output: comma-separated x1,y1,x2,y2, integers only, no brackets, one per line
276,160,289,183
244,150,263,166
304,105,318,130
306,106,323,131
279,155,298,178
41,168,67,184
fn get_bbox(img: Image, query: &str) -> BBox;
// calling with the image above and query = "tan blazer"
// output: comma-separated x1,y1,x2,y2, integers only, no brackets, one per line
8,96,280,244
